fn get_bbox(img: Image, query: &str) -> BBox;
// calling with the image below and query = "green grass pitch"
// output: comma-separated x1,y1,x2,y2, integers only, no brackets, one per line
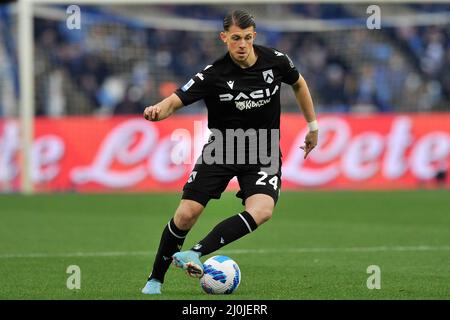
0,190,449,300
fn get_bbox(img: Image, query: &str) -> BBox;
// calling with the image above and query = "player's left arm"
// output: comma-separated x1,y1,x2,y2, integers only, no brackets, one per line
291,75,318,159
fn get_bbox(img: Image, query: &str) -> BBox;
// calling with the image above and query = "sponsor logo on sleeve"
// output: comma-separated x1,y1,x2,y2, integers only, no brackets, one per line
181,79,195,92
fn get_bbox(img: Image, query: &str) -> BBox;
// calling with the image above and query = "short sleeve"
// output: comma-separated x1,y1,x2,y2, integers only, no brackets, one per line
277,51,300,85
174,65,216,106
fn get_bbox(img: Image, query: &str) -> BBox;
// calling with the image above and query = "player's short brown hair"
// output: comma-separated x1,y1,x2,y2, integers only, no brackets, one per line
223,10,256,31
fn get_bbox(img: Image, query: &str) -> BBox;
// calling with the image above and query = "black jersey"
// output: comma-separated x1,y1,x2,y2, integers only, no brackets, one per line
175,45,299,131
175,45,299,164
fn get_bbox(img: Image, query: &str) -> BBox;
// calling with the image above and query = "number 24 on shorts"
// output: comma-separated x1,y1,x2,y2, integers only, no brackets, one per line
256,171,278,190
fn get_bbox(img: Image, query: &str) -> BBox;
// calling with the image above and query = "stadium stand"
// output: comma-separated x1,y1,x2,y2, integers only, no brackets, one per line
0,3,449,117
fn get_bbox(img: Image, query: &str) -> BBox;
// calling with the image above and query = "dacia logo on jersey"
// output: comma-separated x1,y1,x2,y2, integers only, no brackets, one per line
219,85,279,102
262,69,274,84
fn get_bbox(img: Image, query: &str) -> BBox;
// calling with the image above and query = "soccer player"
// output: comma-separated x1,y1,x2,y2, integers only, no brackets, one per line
141,10,318,294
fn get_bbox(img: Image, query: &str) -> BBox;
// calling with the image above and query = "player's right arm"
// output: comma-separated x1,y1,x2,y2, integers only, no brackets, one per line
143,93,183,121
144,63,216,121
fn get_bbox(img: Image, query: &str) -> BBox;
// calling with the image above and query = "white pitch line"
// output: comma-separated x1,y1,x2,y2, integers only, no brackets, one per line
0,245,449,259
224,245,450,254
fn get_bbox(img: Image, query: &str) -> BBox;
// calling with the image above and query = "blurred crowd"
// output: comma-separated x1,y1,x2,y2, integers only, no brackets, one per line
0,3,449,117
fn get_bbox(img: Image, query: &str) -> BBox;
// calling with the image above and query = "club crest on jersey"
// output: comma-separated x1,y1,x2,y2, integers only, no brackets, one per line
262,69,274,84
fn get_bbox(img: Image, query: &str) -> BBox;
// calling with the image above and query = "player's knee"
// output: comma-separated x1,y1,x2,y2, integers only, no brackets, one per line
248,207,273,226
174,200,204,229
245,194,275,225
174,210,198,229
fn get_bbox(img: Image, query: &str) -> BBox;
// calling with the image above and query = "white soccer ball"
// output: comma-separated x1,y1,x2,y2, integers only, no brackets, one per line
200,255,241,294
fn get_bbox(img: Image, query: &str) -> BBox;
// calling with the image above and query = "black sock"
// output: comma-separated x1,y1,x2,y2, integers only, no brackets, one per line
191,211,257,256
148,218,189,283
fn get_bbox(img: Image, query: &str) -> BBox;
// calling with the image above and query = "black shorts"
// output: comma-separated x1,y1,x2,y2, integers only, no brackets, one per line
182,161,282,207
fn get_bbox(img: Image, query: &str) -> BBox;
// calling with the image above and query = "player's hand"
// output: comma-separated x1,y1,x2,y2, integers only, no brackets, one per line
143,105,160,121
300,130,318,159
